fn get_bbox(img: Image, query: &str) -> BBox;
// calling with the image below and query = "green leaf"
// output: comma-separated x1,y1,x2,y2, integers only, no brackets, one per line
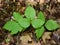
45,20,59,31
3,21,23,35
10,29,18,35
18,18,30,28
38,11,45,21
31,19,44,28
35,26,44,39
13,12,23,21
13,12,30,29
25,6,36,20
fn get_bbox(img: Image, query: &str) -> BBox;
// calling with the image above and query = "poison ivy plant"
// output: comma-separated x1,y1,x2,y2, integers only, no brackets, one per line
31,11,45,28
3,6,59,40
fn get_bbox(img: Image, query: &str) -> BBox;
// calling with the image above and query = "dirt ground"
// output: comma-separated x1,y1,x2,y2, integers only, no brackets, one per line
0,0,60,45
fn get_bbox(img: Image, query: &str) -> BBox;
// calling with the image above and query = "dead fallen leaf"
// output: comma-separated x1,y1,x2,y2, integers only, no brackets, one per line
39,0,44,5
42,32,51,42
20,34,32,43
20,33,41,45
25,0,37,6
58,0,60,3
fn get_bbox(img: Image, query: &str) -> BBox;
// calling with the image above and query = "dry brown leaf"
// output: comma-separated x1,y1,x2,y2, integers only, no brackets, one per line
58,0,60,3
39,0,44,5
25,0,37,6
20,33,41,45
42,32,51,42
20,34,32,43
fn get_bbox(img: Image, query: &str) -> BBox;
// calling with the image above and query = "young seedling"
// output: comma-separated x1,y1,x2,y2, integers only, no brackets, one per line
3,6,59,40
5,38,10,43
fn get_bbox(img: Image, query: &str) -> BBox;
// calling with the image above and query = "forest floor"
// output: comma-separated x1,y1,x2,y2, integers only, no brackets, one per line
0,0,60,45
